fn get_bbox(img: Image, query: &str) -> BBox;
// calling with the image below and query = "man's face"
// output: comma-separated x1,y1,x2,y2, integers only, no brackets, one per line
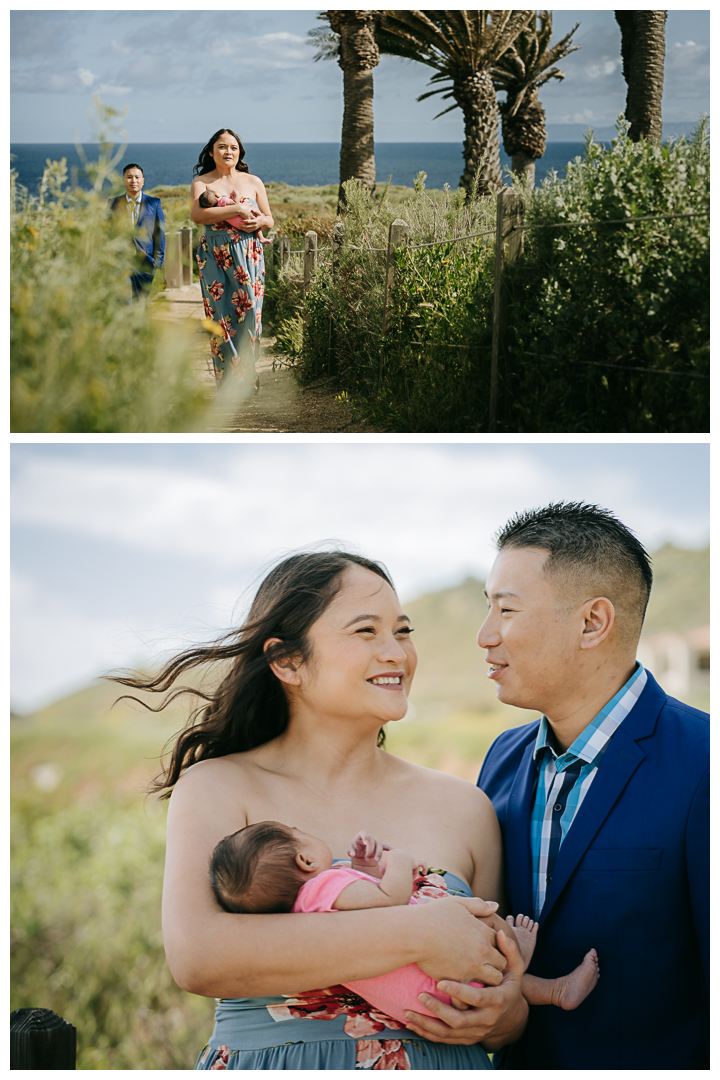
123,169,144,197
478,546,582,716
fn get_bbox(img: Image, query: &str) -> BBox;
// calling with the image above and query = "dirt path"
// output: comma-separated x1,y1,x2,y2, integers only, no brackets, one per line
159,285,381,433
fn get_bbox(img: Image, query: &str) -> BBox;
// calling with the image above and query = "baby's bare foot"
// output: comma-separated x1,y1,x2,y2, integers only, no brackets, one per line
552,949,600,1010
506,913,539,971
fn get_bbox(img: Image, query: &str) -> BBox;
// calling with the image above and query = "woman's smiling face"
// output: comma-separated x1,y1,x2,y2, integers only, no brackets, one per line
296,565,418,726
212,132,240,169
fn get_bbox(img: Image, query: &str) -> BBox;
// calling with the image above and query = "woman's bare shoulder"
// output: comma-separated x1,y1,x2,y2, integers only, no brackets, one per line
387,755,495,813
172,754,252,800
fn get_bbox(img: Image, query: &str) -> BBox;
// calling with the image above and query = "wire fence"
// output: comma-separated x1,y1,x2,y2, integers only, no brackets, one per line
271,191,709,429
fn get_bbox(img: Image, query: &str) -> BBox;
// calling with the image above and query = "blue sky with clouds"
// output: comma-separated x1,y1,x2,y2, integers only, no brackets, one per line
11,442,709,714
11,9,709,143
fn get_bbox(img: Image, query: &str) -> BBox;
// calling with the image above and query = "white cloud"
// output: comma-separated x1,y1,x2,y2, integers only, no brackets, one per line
10,446,708,713
77,67,96,87
96,83,132,96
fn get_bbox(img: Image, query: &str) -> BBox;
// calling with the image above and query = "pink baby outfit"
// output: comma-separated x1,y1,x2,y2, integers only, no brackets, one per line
293,866,482,1023
216,195,249,230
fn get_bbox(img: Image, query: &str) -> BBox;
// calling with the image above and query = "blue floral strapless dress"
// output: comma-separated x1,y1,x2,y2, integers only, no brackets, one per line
195,869,493,1070
195,192,265,393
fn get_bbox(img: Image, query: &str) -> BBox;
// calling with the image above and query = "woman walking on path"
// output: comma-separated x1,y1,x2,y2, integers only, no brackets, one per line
191,128,274,395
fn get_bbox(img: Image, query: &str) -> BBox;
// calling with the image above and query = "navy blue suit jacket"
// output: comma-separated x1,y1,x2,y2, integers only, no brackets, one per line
110,193,165,270
478,670,709,1070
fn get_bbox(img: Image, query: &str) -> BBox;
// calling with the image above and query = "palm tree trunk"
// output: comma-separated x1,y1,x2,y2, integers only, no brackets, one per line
615,10,667,143
502,87,547,188
454,68,502,198
339,65,376,197
329,11,380,210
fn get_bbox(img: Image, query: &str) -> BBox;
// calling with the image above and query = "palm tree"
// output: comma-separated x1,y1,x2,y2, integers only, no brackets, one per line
310,11,382,208
376,10,534,197
615,10,667,143
492,12,580,187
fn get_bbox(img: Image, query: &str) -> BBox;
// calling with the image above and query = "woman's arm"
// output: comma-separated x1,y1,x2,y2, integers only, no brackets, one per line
162,760,507,999
189,177,254,225
250,176,274,231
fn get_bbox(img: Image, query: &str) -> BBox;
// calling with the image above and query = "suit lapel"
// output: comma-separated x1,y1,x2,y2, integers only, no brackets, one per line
136,196,150,230
504,742,537,914
538,705,654,924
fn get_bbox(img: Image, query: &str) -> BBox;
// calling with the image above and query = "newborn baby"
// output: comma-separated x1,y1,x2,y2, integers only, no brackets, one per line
198,188,271,245
209,821,600,1022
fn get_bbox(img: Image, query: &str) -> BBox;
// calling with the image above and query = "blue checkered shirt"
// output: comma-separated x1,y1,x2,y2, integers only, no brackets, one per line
530,663,647,918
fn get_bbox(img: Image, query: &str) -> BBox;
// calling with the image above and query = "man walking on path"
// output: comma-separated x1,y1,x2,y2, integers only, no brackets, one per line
472,503,709,1069
110,163,165,300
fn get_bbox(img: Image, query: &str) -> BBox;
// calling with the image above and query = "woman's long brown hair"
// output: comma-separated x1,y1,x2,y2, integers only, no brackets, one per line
107,552,394,798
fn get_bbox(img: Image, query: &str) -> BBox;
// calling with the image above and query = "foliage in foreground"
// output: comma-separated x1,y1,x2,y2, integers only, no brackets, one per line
272,120,709,433
11,794,215,1069
11,104,209,433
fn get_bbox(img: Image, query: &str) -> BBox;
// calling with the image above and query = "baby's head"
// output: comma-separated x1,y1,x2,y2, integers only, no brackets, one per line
199,188,219,208
209,820,333,914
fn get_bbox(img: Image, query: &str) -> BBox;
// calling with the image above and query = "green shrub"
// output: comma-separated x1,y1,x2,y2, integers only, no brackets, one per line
271,121,709,433
11,795,215,1069
502,117,710,432
10,103,210,433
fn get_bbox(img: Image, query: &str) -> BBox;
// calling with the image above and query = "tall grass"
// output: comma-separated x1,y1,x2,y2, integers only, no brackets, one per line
10,101,209,433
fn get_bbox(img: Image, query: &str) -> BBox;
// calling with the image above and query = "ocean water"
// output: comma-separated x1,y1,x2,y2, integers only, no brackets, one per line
11,141,594,195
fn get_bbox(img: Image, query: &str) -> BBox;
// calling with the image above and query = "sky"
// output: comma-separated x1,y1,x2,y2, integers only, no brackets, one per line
10,442,709,715
10,9,710,143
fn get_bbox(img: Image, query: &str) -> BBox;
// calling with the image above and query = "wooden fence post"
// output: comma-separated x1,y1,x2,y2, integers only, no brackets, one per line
279,236,290,271
181,226,193,286
303,230,318,330
379,219,410,386
328,222,345,374
11,1008,76,1069
164,231,182,289
382,219,410,336
332,221,345,278
489,189,525,431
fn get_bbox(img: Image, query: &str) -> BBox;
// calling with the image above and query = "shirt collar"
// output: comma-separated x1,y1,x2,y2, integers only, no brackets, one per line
125,192,143,205
533,663,646,769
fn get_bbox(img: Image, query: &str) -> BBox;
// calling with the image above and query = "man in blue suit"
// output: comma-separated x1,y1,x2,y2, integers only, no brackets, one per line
110,163,165,299
468,502,708,1068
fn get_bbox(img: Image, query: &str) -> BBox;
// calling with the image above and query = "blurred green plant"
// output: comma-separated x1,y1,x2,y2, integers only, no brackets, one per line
11,794,215,1069
11,99,210,433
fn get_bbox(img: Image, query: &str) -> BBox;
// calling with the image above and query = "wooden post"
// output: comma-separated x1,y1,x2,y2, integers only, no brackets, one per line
164,231,182,289
381,219,410,336
328,222,345,374
11,1008,77,1070
181,226,193,286
379,219,410,386
332,222,345,278
303,230,318,297
303,230,318,330
489,189,525,431
279,236,290,271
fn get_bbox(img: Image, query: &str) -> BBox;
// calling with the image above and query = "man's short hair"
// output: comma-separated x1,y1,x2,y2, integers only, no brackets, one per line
122,163,143,176
496,502,653,647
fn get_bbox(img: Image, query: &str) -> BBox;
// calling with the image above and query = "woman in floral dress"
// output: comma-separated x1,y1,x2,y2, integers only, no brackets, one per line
190,129,274,395
119,552,527,1069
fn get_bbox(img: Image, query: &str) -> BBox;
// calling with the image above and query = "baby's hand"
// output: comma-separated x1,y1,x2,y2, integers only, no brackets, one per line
348,831,390,867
